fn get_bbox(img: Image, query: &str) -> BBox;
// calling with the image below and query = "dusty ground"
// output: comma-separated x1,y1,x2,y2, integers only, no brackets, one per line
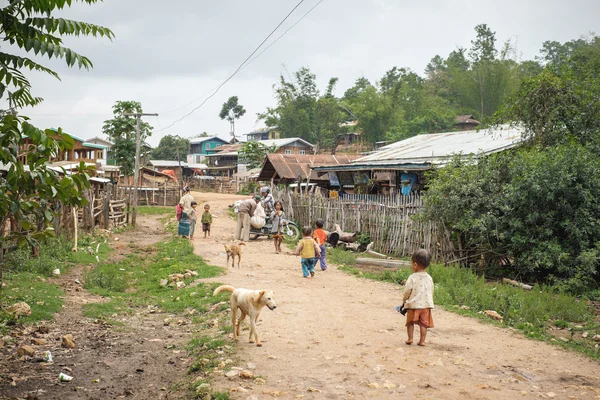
2,192,600,400
193,193,600,400
0,216,195,400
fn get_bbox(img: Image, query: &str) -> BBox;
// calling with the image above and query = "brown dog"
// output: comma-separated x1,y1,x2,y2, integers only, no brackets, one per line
213,285,277,346
224,242,245,268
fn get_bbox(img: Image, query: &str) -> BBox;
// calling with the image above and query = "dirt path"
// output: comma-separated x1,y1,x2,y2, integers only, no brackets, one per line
192,193,600,400
1,216,195,400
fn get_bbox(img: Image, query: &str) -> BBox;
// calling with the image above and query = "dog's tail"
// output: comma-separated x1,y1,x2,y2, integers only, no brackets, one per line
213,285,235,296
238,242,246,246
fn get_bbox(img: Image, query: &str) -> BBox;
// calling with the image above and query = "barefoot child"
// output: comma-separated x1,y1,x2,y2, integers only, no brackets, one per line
313,219,327,271
189,201,198,240
400,249,434,346
294,226,321,278
270,201,285,253
201,204,213,238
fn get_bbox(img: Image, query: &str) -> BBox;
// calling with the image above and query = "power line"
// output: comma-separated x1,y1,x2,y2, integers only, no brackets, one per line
160,0,325,117
157,0,307,133
244,0,324,68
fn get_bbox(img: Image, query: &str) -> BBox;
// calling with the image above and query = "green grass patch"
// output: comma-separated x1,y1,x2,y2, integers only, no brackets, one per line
331,251,600,360
137,206,174,216
0,273,64,332
83,237,224,318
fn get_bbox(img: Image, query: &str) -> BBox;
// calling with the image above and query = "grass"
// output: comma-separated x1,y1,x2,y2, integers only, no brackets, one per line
0,273,64,332
137,206,174,216
330,250,600,360
83,235,235,398
0,234,112,331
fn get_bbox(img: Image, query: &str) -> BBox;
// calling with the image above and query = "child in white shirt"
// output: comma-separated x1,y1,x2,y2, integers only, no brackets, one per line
401,249,434,346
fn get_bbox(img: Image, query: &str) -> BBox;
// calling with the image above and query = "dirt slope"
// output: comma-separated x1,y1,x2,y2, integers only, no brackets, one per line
192,193,600,400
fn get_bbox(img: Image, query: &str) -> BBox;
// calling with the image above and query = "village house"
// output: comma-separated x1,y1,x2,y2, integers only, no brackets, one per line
311,126,524,196
84,136,113,165
245,126,280,141
188,136,229,163
456,115,481,131
257,153,360,188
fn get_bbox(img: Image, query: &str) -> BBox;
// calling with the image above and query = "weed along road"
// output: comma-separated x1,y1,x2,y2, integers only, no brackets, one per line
193,193,600,400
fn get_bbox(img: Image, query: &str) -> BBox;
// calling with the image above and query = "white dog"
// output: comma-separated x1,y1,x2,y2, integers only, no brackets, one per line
213,285,277,347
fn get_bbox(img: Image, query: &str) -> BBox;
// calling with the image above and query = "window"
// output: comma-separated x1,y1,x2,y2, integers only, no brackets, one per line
299,150,306,155
284,149,292,155
205,143,210,150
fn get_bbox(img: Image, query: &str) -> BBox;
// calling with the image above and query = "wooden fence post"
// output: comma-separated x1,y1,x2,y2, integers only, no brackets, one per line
104,183,112,229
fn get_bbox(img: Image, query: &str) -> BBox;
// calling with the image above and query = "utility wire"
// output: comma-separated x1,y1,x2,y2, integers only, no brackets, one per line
157,0,308,132
244,0,324,68
162,0,325,117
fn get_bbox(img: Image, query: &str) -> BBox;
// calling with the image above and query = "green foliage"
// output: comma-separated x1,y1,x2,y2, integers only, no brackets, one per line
219,96,246,140
239,141,278,169
102,101,153,175
424,143,600,293
151,135,190,161
136,206,174,216
0,273,64,331
259,67,348,153
0,117,94,285
0,0,114,108
492,37,600,149
83,237,223,317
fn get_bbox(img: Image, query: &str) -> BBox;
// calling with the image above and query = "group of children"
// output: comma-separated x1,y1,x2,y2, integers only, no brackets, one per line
292,220,434,346
186,202,214,240
189,198,435,346
293,220,328,277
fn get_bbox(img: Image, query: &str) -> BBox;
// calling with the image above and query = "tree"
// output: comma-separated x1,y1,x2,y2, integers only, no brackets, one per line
0,0,113,109
102,101,153,176
219,96,246,140
0,0,112,287
151,135,190,161
239,141,279,169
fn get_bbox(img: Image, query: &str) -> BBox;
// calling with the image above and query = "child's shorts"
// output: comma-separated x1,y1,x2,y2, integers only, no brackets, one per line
405,308,434,328
202,223,210,232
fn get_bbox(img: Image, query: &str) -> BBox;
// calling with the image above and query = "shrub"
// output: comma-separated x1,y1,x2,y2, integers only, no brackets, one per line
424,143,600,294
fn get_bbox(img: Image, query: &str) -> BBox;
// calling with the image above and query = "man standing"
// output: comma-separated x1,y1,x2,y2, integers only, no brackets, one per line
235,195,261,241
261,187,274,216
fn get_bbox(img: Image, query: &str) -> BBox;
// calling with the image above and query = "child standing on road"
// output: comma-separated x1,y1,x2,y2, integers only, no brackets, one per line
271,201,285,253
201,204,213,238
313,219,328,271
189,201,198,240
400,249,434,346
295,226,321,278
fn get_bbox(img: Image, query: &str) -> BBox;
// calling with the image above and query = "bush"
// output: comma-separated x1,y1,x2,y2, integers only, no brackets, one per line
424,143,600,293
3,237,72,276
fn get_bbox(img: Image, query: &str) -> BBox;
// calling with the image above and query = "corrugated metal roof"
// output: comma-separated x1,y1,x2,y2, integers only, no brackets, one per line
258,154,360,181
187,163,208,169
258,137,314,148
359,126,524,164
313,126,525,172
456,115,481,124
149,160,188,167
189,136,228,145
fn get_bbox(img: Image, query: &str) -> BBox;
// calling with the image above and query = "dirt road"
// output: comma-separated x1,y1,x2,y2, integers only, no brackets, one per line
192,193,600,400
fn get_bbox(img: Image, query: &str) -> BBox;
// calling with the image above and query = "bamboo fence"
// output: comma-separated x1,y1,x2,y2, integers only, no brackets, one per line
274,189,456,261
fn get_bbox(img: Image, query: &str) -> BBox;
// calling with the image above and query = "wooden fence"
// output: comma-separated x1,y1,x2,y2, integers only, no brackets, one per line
114,185,181,207
274,189,456,261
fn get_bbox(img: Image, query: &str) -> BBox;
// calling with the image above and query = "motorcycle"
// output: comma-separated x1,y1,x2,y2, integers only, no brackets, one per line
232,199,300,241
250,217,300,241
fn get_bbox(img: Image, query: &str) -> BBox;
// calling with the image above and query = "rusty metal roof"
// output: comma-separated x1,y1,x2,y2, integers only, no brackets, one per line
456,115,481,124
258,153,360,181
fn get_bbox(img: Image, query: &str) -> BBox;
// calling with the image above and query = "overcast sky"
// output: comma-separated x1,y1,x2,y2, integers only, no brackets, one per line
11,0,600,147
